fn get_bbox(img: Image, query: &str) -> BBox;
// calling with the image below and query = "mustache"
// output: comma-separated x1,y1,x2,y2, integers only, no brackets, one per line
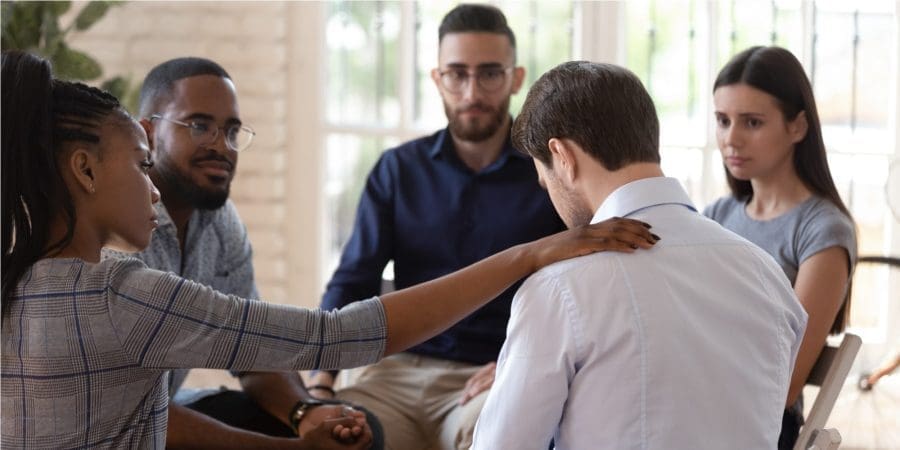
455,102,494,114
191,152,235,171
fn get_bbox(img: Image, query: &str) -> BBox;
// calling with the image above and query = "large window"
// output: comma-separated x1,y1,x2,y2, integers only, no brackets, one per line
321,0,574,278
621,0,897,343
320,0,898,345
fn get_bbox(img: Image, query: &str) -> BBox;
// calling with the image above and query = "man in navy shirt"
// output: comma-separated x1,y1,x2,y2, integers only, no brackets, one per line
312,4,564,449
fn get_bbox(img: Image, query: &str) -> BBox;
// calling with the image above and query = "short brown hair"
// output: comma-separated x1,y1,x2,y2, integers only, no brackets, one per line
438,3,516,50
513,61,660,170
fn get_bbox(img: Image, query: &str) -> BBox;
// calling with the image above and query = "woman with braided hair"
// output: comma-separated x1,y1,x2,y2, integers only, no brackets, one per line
0,50,658,449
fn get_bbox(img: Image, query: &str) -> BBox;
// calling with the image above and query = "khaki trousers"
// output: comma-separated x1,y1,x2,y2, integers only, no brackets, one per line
337,353,488,450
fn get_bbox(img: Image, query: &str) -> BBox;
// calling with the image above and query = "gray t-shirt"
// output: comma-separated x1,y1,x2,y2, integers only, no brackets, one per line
703,195,857,284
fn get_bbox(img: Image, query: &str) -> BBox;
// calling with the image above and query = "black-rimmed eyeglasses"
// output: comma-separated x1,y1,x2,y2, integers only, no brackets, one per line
149,115,256,152
438,66,514,94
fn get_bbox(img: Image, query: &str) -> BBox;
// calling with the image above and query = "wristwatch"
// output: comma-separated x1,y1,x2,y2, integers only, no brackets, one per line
289,397,326,434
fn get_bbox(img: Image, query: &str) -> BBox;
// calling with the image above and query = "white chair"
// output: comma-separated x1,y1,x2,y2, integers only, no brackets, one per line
806,428,842,450
793,333,862,450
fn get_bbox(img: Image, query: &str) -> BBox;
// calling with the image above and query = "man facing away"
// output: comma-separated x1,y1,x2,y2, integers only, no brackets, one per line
312,4,565,449
122,57,380,449
471,61,808,449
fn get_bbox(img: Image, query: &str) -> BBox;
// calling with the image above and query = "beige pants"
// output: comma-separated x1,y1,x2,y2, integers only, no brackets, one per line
337,353,488,450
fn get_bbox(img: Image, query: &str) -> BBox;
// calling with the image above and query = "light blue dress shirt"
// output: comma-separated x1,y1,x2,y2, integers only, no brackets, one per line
472,177,807,450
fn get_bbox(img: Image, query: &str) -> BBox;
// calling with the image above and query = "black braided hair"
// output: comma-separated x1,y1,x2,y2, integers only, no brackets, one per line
2,50,125,312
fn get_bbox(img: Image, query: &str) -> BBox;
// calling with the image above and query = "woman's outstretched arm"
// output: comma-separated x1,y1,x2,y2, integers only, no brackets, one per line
381,217,657,355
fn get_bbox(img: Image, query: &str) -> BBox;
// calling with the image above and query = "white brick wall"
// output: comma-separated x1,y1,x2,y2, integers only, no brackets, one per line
66,1,325,310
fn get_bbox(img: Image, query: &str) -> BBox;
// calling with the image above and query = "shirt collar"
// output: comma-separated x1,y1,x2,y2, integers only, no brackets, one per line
153,201,214,233
428,124,529,165
591,177,697,224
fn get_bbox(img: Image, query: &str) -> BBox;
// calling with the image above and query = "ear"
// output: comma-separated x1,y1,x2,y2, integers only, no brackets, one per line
140,118,155,152
510,66,526,94
548,138,577,185
431,67,443,93
67,148,98,194
788,110,809,144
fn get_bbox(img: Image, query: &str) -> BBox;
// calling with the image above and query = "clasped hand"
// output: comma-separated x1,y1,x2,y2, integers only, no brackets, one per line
298,404,372,450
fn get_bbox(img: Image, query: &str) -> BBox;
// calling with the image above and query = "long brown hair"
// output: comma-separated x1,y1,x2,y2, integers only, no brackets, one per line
714,46,856,333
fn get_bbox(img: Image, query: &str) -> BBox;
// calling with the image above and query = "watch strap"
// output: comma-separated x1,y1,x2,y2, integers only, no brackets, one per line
289,397,325,434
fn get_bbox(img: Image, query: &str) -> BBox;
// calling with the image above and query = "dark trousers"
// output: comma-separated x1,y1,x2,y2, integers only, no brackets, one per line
185,390,385,449
778,406,803,450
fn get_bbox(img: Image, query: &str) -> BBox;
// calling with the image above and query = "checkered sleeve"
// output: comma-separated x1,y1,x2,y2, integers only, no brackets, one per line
103,258,386,372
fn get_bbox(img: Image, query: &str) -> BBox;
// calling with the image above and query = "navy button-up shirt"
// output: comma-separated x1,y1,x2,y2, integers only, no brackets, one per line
321,127,564,364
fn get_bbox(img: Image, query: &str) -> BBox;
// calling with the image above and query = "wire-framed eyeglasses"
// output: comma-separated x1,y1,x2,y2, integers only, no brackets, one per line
150,114,256,152
438,66,514,93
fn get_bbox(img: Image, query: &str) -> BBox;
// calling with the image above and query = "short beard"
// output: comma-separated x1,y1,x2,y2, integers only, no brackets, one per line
547,171,593,229
564,201,595,229
446,96,510,142
153,152,229,211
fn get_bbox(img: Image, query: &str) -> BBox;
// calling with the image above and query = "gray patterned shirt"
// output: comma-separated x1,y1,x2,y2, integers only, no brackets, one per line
1,258,386,449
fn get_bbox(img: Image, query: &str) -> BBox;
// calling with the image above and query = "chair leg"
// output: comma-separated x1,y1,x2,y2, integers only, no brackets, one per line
807,428,841,450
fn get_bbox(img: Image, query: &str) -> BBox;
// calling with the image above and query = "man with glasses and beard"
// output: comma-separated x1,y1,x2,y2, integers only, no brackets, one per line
111,57,382,449
312,4,565,449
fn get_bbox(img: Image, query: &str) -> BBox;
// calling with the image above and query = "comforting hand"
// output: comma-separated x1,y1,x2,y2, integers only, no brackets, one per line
460,362,496,405
527,217,658,271
298,414,373,450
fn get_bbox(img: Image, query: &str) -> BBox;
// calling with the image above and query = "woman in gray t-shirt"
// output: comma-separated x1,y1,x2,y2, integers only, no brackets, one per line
704,46,857,450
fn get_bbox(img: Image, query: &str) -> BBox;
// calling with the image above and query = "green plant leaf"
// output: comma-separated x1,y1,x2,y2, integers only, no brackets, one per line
53,44,102,80
46,1,72,16
42,6,64,48
75,1,112,31
2,0,130,104
101,75,128,99
101,75,139,114
123,84,141,115
1,2,44,50
0,3,18,46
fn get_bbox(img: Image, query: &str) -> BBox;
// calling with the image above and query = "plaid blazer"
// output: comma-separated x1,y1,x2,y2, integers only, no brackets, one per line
1,258,386,449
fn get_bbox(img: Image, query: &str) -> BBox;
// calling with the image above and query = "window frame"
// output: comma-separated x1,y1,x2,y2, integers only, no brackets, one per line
307,1,900,359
